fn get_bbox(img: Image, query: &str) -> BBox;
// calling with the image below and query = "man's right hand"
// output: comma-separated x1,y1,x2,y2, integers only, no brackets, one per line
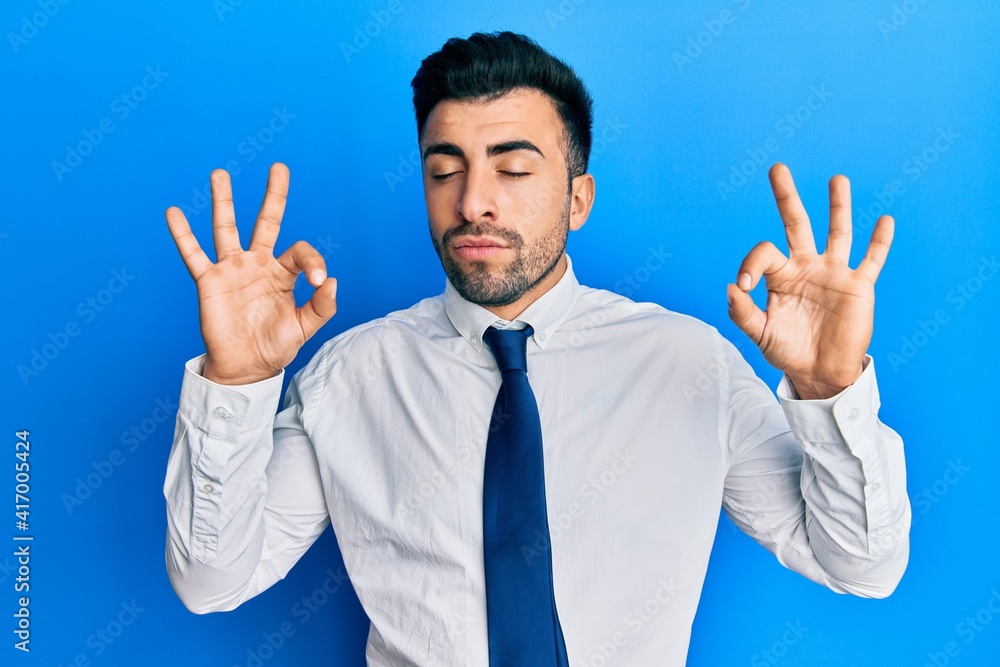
165,162,337,385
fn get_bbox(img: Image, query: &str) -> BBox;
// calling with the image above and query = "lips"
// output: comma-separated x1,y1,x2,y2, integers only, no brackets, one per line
452,236,508,259
453,236,508,249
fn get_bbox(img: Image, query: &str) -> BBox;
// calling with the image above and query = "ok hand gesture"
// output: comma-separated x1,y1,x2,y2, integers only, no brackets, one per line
727,164,894,400
165,163,337,385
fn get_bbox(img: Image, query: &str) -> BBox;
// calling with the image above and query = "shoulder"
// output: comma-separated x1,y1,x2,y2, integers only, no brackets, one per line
568,283,725,347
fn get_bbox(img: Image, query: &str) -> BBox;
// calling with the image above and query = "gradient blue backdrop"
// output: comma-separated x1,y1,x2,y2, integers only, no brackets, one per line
4,1,998,665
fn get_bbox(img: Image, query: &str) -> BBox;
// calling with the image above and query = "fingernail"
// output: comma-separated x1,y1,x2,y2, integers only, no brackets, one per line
738,273,751,290
312,270,325,285
727,290,733,306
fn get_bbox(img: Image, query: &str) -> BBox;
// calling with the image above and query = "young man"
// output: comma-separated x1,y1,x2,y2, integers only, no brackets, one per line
164,32,909,665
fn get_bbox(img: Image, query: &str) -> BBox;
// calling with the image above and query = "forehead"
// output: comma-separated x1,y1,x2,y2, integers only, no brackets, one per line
421,88,564,151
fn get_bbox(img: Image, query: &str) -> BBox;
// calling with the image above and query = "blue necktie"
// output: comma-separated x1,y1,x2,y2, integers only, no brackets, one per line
482,325,569,666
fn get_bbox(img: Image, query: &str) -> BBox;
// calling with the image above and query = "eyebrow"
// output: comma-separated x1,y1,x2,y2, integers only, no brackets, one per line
422,139,545,161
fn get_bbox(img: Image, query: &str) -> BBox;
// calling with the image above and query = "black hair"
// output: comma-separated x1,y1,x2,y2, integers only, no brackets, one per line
411,31,594,180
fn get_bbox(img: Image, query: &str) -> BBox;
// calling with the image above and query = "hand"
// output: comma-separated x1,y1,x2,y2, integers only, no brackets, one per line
165,163,337,385
727,163,894,400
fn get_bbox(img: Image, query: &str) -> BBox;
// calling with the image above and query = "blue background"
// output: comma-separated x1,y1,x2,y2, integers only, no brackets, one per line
3,1,998,665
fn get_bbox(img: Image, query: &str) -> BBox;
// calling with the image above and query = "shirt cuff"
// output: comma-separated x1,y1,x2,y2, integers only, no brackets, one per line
776,355,878,449
180,355,285,477
181,356,284,436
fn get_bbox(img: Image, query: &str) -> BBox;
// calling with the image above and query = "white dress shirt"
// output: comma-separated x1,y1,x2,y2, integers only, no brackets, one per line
163,254,910,666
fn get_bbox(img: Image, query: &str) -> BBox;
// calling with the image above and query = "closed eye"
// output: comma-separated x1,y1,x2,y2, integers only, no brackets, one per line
431,171,462,181
501,171,531,178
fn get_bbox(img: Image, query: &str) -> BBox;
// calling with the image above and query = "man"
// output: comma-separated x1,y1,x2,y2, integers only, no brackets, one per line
163,31,909,665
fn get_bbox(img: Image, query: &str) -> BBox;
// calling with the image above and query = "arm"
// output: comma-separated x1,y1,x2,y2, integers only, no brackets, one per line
162,163,338,611
722,163,909,595
163,356,330,612
719,337,909,597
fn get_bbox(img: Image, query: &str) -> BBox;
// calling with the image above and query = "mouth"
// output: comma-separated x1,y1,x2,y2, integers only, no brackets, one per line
451,236,510,260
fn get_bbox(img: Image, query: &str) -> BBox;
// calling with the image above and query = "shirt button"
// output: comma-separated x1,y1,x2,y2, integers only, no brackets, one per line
537,332,547,342
203,483,215,494
214,407,232,419
870,482,881,492
471,335,479,344
848,407,860,420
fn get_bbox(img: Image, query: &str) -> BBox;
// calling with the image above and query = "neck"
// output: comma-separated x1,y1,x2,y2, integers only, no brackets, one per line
484,254,567,321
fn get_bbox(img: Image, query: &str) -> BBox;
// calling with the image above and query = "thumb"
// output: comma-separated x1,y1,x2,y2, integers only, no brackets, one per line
727,283,765,344
297,277,338,341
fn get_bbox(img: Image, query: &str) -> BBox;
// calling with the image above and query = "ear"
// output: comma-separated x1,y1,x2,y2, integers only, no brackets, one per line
568,173,595,232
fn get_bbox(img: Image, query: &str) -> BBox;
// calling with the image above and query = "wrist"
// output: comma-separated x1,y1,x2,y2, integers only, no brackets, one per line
786,364,863,400
203,357,278,386
786,377,844,401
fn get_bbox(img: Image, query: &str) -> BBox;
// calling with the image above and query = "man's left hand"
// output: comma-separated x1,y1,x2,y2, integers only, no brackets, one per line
727,163,894,400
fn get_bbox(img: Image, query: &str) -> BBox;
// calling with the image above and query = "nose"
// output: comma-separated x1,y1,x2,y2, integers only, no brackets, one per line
457,164,498,224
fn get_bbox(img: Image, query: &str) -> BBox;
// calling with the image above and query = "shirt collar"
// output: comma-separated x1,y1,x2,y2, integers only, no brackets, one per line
443,254,580,352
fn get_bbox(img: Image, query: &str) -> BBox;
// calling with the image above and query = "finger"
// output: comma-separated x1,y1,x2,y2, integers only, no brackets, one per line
249,163,290,253
276,241,328,287
856,215,894,283
210,169,243,260
165,206,213,280
736,241,788,291
769,163,816,256
727,283,766,344
826,174,852,262
297,277,338,341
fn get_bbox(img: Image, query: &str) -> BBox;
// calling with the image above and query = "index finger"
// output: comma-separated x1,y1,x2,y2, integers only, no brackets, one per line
769,163,817,256
248,163,290,252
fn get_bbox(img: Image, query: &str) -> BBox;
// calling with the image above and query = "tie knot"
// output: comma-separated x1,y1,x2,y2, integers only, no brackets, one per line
483,325,532,373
